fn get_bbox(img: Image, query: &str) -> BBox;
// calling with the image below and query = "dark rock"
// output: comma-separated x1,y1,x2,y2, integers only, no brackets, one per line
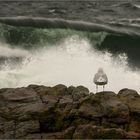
0,87,38,103
118,88,139,98
118,88,140,116
118,88,140,133
77,91,129,124
73,124,126,139
14,120,40,138
53,84,68,96
68,85,89,101
0,85,139,139
25,126,75,139
126,131,140,139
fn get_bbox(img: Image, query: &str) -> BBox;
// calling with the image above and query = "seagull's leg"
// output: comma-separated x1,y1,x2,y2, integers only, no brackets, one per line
103,85,105,91
96,85,98,93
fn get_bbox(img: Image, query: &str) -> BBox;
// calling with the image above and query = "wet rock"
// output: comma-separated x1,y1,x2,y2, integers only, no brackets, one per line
78,91,129,124
68,85,89,101
118,88,139,99
118,88,140,115
0,85,139,139
26,126,75,139
0,87,38,103
126,131,140,139
73,124,126,139
14,120,40,138
118,88,140,132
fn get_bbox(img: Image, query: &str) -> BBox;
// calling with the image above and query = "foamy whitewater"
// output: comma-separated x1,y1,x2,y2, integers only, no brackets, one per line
0,36,140,93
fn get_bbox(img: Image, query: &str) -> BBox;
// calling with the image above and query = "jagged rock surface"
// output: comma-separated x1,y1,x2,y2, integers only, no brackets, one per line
0,84,139,139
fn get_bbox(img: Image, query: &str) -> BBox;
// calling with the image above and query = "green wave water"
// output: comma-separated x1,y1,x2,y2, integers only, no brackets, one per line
0,23,108,49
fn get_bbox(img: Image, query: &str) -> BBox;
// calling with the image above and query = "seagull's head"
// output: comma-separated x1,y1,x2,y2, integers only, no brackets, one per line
97,68,104,73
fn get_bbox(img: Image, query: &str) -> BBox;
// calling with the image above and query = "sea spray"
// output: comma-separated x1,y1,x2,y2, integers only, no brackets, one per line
0,36,140,93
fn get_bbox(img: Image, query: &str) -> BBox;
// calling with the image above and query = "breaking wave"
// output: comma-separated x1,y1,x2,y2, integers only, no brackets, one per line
0,21,139,93
0,35,140,93
0,22,140,68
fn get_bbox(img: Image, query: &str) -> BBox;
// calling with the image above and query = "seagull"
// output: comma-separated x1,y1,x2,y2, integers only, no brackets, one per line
93,68,108,93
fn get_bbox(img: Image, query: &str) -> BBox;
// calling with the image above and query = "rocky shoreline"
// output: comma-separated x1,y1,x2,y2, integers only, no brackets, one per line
0,84,139,139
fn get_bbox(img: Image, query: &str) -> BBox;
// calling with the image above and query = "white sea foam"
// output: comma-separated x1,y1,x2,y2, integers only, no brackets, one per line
0,43,29,57
134,4,140,9
0,36,140,93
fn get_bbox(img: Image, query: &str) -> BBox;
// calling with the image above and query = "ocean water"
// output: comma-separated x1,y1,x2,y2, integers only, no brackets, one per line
0,24,140,93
